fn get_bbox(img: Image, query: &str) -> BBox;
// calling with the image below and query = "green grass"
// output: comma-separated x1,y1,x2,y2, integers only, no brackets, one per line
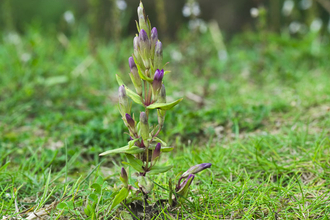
1,26,330,219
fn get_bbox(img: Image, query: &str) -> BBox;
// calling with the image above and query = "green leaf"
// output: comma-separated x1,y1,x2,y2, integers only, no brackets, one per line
84,204,94,217
110,187,129,211
152,137,167,147
125,154,144,173
89,193,99,203
99,145,144,156
164,70,171,75
128,138,140,148
116,74,144,105
148,165,173,175
57,202,67,209
0,161,10,172
96,176,104,185
149,145,173,152
147,98,183,110
91,183,101,194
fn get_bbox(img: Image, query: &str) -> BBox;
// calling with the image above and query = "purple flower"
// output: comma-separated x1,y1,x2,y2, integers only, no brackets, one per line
181,163,212,178
139,29,149,52
152,143,161,162
125,113,135,128
139,29,148,42
151,27,158,41
128,56,137,70
152,69,164,94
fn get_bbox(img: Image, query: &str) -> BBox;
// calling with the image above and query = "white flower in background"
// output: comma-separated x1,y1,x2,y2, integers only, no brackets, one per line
300,0,312,10
218,50,228,61
182,1,201,17
289,21,301,34
310,18,322,32
4,32,21,45
64,11,75,25
250,8,259,18
21,53,31,63
282,0,294,16
191,2,201,16
188,19,207,33
170,50,183,62
116,0,127,11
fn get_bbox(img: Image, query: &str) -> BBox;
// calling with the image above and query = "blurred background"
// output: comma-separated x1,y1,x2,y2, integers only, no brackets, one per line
1,0,330,40
1,0,330,157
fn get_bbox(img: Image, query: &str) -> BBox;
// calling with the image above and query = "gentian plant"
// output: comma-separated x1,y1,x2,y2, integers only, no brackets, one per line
100,1,211,212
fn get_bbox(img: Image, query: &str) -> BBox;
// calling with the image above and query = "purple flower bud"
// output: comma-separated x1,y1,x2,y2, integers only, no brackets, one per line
139,29,150,62
151,27,158,49
121,167,128,187
152,143,161,162
128,56,137,71
154,41,163,70
139,29,148,42
151,27,158,41
152,69,164,96
140,112,149,146
176,174,195,198
181,163,212,178
125,113,135,128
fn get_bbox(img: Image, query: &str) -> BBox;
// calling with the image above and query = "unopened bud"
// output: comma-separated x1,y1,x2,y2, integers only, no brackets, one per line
154,41,163,70
152,69,164,101
139,29,150,64
176,174,195,198
152,143,161,163
140,112,149,147
125,113,135,128
128,56,142,95
150,27,158,56
181,163,212,178
137,2,149,36
120,167,128,187
119,85,129,115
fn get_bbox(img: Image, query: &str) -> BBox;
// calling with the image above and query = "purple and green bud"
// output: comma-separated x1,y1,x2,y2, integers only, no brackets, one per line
133,36,142,63
152,143,161,163
140,112,149,147
119,85,130,115
139,29,150,68
176,174,195,198
137,2,149,36
181,163,212,178
154,41,163,70
150,27,158,57
125,113,135,128
128,56,142,95
152,69,164,101
139,29,149,54
120,167,128,188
